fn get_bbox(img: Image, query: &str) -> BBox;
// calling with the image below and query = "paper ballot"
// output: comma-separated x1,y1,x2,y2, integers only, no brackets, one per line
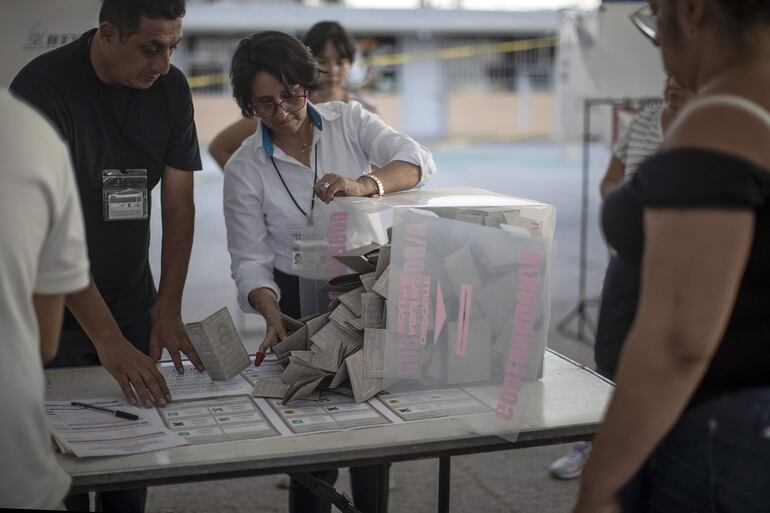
184,308,250,381
272,314,308,360
46,399,188,457
346,350,382,403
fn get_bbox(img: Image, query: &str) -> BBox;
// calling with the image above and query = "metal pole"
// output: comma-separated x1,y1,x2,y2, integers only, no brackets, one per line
578,99,592,341
438,456,451,513
290,472,362,513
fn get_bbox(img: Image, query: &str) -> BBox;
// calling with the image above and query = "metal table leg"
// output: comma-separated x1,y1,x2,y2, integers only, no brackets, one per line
291,472,362,513
438,456,451,513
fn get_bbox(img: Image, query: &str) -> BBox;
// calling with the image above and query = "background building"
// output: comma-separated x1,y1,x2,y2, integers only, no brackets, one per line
179,2,559,143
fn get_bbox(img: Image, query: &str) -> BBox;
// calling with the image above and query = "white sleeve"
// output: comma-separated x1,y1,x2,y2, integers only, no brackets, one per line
34,139,89,295
224,154,281,313
346,102,437,186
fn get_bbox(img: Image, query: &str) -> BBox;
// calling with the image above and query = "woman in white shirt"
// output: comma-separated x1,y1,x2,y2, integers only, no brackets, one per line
223,32,435,513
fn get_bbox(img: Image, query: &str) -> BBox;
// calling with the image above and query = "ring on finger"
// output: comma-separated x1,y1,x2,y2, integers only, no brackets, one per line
321,181,331,190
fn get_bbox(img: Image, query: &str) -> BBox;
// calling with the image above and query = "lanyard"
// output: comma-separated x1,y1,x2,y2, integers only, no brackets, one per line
88,32,132,173
96,86,132,173
270,141,319,225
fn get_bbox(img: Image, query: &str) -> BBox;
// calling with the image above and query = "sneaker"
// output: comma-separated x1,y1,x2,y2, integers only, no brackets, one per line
549,441,592,480
274,475,290,489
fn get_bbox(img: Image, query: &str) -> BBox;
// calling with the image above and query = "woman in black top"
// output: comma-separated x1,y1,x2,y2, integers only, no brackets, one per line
574,1,770,512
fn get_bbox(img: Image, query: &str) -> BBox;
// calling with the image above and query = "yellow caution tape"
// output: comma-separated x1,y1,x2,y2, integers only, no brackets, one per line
363,36,556,66
187,36,556,90
188,72,229,89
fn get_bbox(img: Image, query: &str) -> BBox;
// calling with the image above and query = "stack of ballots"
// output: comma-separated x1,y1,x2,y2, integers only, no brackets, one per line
259,191,553,405
259,243,393,404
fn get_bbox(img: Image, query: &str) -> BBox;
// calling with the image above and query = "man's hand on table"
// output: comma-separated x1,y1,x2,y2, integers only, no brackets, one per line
96,336,172,408
149,308,205,374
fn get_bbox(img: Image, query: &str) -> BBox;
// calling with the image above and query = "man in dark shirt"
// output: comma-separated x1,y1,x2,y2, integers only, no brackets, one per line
11,1,202,511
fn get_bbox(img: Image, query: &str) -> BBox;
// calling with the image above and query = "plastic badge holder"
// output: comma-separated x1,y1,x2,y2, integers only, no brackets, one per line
381,207,552,443
102,169,148,221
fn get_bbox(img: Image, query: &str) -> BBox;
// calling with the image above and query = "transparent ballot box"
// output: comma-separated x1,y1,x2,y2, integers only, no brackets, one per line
321,188,555,442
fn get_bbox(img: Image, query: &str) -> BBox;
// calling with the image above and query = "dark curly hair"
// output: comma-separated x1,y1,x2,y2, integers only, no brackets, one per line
303,21,355,62
230,31,320,118
99,0,186,40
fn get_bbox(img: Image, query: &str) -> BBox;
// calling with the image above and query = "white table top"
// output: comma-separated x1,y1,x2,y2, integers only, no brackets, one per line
46,350,612,492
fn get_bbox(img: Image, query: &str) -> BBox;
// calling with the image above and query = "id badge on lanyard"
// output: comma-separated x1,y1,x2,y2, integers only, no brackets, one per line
102,169,149,221
290,224,328,278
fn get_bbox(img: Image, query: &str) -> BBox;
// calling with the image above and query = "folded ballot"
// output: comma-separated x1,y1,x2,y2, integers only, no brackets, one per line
184,307,250,381
332,243,381,274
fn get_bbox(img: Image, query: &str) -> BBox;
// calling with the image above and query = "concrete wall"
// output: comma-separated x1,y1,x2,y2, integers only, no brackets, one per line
446,92,554,139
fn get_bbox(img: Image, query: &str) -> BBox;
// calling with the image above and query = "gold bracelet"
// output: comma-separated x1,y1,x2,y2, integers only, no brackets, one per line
362,173,385,197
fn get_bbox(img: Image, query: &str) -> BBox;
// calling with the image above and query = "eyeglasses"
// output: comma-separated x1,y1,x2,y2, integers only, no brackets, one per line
250,92,308,117
630,5,658,44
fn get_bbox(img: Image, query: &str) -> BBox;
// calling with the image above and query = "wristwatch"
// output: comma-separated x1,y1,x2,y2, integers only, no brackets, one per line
362,173,385,197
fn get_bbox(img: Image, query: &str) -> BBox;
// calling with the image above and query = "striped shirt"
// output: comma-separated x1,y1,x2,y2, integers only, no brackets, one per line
612,104,664,179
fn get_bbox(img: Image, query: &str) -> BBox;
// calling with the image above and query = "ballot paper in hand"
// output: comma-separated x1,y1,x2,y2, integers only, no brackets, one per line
184,307,250,381
272,313,308,360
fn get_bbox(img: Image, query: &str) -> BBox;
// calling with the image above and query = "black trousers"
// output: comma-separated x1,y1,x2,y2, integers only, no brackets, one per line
48,311,151,513
275,269,390,513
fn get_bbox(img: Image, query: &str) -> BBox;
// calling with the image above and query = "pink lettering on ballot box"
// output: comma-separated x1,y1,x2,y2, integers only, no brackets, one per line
328,188,554,442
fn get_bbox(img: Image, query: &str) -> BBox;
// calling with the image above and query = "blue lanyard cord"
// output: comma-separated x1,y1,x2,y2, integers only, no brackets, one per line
270,142,319,223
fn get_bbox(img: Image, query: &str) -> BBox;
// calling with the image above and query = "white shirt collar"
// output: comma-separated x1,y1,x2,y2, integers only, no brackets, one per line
253,102,342,162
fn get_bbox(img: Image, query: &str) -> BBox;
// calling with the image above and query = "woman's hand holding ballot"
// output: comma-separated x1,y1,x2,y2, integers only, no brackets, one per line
248,287,287,366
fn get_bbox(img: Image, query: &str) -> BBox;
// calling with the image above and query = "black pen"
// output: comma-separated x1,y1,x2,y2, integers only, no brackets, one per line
70,401,140,421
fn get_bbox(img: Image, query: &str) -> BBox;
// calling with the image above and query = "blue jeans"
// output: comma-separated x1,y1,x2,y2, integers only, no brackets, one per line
621,386,770,513
48,311,152,513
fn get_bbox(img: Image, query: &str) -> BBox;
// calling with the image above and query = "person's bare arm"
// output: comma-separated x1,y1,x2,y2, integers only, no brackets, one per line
33,294,65,364
65,279,171,407
314,161,421,203
150,166,203,373
574,208,754,512
365,161,421,195
209,118,258,170
600,155,626,200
